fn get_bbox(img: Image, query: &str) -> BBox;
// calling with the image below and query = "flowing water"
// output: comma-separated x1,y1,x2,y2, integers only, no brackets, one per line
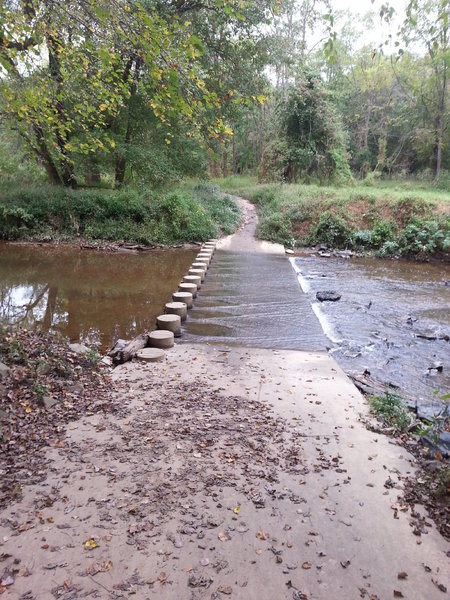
1,242,448,414
0,242,197,352
292,253,450,413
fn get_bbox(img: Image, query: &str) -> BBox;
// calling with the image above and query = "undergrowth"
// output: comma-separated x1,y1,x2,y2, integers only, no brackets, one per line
215,177,450,256
0,183,241,245
369,392,412,433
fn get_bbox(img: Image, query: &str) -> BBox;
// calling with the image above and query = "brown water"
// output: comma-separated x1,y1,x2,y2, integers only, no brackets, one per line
0,243,197,351
293,254,450,414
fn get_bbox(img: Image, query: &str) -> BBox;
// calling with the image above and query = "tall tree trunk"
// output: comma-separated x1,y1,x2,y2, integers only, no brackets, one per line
232,134,237,175
32,123,62,185
363,96,372,151
85,158,101,185
115,122,131,187
434,67,446,182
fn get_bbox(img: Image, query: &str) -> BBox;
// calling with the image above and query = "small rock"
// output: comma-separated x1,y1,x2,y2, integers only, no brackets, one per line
42,395,58,409
316,291,341,302
68,343,89,355
0,362,10,379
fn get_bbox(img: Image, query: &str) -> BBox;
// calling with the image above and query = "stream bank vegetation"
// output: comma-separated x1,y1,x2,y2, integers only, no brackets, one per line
367,389,450,540
216,176,450,258
0,183,241,245
1,0,448,255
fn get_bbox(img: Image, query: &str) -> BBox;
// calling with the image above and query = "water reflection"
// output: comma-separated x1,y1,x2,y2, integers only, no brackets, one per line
0,243,197,351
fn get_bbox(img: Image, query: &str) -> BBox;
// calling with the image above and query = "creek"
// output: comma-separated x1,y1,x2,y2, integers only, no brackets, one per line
1,242,448,415
292,253,449,417
0,242,197,352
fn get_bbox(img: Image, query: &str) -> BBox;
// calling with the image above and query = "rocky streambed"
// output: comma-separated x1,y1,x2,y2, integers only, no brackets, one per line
291,253,450,451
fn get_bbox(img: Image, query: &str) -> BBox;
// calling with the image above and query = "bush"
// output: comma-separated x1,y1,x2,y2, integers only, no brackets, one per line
308,211,352,248
0,183,242,245
398,218,449,255
369,392,411,433
256,212,293,245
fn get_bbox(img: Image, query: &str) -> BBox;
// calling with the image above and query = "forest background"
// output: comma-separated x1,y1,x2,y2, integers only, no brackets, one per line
0,0,449,255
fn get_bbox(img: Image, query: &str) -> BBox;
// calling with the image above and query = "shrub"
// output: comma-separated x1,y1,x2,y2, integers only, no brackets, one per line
256,212,293,245
369,391,411,433
0,183,241,245
308,211,352,248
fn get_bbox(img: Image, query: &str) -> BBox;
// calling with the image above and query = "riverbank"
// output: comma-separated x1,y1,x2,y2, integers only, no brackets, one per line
216,176,450,259
0,183,241,246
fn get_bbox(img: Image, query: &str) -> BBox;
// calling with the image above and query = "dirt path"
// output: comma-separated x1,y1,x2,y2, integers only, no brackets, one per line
0,200,448,599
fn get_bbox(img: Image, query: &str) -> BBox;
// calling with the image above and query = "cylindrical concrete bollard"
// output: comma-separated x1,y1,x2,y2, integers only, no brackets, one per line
149,330,174,349
157,314,181,336
197,253,212,262
178,282,197,298
189,268,205,281
183,274,201,289
172,291,193,308
192,261,208,271
165,301,188,321
136,348,165,362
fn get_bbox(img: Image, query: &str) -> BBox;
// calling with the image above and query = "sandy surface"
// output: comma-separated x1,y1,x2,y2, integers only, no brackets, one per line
0,199,448,599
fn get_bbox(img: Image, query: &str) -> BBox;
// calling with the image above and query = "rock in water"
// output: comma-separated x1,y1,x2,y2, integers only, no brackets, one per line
316,291,341,302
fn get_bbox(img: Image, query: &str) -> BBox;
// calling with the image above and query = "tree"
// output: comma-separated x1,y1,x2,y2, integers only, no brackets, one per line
0,0,276,187
398,0,449,181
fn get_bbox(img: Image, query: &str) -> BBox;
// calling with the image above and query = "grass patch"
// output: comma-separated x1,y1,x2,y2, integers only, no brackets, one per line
215,176,450,256
369,391,412,433
0,182,241,245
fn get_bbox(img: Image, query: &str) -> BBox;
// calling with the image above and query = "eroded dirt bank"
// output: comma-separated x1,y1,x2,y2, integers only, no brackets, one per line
0,344,449,599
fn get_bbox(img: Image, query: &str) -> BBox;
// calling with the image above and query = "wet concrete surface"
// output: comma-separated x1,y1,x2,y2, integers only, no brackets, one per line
182,251,327,351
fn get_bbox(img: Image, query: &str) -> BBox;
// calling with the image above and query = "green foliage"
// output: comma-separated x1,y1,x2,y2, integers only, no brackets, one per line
398,218,450,255
369,392,411,433
220,176,450,255
0,183,241,245
308,211,352,247
257,212,293,245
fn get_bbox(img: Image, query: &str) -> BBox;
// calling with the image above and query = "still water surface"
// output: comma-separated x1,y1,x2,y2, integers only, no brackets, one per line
0,243,197,351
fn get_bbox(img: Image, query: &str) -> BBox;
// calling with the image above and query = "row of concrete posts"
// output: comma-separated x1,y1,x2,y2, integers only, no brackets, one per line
135,240,217,362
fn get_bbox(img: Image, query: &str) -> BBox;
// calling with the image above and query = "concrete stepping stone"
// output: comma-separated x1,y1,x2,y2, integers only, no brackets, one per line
157,314,181,336
189,268,205,281
149,330,174,349
192,261,208,271
183,274,201,289
178,282,197,298
172,291,193,308
165,301,188,321
136,348,165,362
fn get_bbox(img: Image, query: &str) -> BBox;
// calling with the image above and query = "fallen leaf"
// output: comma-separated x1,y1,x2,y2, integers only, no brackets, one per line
218,585,232,595
218,531,230,542
432,578,447,593
302,562,312,570
397,572,407,580
393,591,404,598
256,530,267,540
233,506,240,515
84,538,98,550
